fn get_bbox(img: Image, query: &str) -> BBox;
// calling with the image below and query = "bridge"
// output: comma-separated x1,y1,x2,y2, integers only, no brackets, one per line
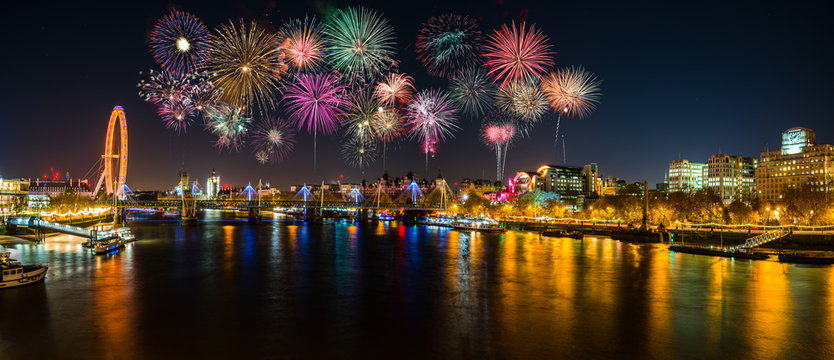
120,199,452,211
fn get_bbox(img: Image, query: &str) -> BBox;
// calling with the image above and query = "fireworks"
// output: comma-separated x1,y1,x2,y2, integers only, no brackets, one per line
416,14,482,78
324,6,397,83
372,108,402,143
341,136,377,169
374,73,414,107
208,19,285,113
149,10,212,75
184,74,219,113
204,103,251,150
157,101,196,134
405,89,460,145
283,72,347,167
138,69,192,106
480,121,517,181
483,21,554,87
543,66,602,119
344,92,379,142
279,17,325,71
252,117,296,164
495,81,548,124
449,68,494,118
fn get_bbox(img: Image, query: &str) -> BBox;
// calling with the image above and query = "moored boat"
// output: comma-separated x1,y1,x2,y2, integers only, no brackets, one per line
669,245,769,260
92,235,125,255
450,218,505,232
0,251,47,289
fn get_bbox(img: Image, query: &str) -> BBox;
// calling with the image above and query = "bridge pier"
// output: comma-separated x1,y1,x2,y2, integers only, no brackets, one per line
358,209,369,224
304,207,320,223
402,209,428,225
248,208,261,225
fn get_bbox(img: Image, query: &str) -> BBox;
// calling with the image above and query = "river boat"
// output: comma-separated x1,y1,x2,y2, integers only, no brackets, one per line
0,250,47,289
541,230,583,239
163,210,181,218
450,218,505,232
778,253,834,264
669,245,769,260
92,235,125,255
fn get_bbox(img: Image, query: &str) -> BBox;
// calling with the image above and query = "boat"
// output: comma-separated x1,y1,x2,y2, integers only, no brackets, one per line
541,230,583,239
0,250,47,289
778,253,834,264
163,209,181,219
92,235,125,255
449,218,505,232
669,245,769,260
611,229,664,243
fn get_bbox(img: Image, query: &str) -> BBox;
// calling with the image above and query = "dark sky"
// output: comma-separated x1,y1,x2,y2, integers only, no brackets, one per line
1,0,832,190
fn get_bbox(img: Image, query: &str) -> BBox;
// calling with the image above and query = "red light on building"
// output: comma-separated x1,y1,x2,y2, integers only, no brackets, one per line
340,174,343,179
43,174,48,179
53,172,60,180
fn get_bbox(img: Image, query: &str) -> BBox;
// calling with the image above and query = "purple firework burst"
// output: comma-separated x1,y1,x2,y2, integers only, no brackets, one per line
405,89,460,145
149,10,212,75
283,73,347,135
252,117,296,164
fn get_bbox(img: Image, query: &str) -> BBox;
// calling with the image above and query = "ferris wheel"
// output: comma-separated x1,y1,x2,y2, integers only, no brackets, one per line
93,106,128,198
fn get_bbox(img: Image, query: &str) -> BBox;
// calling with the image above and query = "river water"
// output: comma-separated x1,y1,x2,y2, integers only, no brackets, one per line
1,210,833,359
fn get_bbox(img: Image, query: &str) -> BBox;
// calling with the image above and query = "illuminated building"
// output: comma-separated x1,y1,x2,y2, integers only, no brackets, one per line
757,127,834,202
0,178,29,213
27,178,92,198
705,154,757,203
511,164,600,210
603,177,626,196
206,169,220,200
666,159,706,192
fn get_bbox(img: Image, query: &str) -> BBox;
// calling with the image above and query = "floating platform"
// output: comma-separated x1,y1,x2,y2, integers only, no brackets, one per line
669,245,769,260
778,254,834,264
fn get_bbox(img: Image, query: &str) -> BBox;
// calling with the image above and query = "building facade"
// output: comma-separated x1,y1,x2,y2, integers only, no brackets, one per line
757,127,834,202
206,169,220,200
705,154,757,203
511,164,600,210
667,159,706,192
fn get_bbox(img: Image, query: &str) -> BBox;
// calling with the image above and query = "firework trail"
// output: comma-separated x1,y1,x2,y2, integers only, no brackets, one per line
374,73,414,107
149,10,212,75
283,72,347,168
204,103,251,151
449,68,495,119
483,21,554,88
342,136,378,169
278,17,326,72
542,66,602,160
324,6,397,84
371,107,402,169
252,117,296,164
405,89,459,172
208,19,285,114
416,14,483,78
481,120,517,180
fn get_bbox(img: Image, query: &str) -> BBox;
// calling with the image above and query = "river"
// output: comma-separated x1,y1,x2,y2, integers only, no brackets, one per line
1,210,833,359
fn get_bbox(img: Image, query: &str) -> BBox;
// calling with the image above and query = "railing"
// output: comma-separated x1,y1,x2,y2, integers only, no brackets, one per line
737,230,790,250
113,199,450,211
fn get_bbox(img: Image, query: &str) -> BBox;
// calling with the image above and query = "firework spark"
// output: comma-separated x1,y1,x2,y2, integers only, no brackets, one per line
342,136,377,169
324,6,397,83
495,81,548,125
344,92,380,142
416,14,482,78
405,89,460,145
279,17,325,71
449,68,494,118
208,19,285,113
483,21,554,87
204,103,251,151
149,10,212,75
252,117,296,164
184,73,219,115
374,73,414,107
138,69,192,106
542,66,602,119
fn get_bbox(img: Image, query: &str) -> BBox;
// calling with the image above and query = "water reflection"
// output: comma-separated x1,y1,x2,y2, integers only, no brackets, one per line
1,216,834,358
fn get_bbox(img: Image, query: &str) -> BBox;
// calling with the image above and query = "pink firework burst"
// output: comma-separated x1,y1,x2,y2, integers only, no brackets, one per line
483,21,554,88
283,72,347,168
157,101,196,134
405,89,460,145
252,117,296,164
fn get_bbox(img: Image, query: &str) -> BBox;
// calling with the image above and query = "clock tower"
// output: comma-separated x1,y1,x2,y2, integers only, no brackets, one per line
781,127,815,155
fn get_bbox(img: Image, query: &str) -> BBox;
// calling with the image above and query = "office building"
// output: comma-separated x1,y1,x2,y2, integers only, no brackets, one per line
757,127,834,202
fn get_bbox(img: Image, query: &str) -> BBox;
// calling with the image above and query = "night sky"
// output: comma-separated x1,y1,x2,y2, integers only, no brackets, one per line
1,0,832,191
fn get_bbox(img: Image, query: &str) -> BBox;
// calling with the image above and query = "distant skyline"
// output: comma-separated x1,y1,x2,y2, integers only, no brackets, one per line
1,0,832,190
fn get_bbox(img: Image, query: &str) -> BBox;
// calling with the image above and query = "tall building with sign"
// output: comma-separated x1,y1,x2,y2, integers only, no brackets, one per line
757,127,834,202
206,169,220,200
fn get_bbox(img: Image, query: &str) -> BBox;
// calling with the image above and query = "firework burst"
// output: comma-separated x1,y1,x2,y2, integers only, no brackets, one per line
483,21,554,87
344,92,380,142
149,10,212,75
324,6,397,83
342,136,377,169
158,101,196,134
283,72,347,167
495,81,548,125
542,66,602,119
416,14,482,78
252,117,296,164
184,74,219,115
138,69,192,106
278,17,325,71
205,103,251,151
405,89,460,145
449,68,494,118
480,115,518,180
371,107,402,169
374,73,414,107
208,19,285,113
